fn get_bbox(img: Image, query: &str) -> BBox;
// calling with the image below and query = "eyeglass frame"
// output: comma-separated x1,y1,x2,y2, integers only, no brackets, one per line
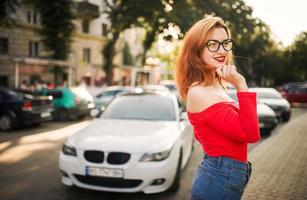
205,39,234,52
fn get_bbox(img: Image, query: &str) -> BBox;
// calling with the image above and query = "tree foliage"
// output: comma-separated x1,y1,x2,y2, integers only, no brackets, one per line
31,0,75,85
0,0,19,27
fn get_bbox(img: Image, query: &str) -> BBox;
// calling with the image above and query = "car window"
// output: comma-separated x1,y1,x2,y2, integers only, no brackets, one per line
163,84,177,92
6,90,24,100
101,95,176,121
97,90,122,98
298,87,307,93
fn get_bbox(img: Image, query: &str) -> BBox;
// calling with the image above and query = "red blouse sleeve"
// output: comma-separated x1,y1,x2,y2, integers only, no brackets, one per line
203,92,260,143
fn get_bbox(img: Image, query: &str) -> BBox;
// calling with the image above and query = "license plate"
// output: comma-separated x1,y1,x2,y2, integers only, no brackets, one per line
41,112,51,118
85,166,124,178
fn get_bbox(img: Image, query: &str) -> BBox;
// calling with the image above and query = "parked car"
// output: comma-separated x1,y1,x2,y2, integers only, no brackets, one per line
59,91,194,193
93,86,138,109
47,87,92,121
249,88,291,122
159,80,178,94
279,82,307,104
0,88,53,131
138,84,170,93
227,89,278,135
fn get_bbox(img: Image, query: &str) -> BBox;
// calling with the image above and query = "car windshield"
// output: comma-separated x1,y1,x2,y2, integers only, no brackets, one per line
257,91,282,99
101,95,176,121
163,84,177,92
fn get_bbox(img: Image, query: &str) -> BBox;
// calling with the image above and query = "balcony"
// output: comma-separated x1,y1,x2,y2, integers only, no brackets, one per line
74,1,99,19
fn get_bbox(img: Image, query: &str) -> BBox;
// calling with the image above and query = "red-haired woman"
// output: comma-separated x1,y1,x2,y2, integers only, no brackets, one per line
175,16,260,200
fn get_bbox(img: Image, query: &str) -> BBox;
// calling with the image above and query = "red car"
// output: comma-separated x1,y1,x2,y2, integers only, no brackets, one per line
279,82,307,104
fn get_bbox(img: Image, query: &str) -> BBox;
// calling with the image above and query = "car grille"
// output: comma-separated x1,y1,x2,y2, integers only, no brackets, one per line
74,175,142,188
84,151,130,165
270,105,286,113
107,152,130,165
259,116,277,123
84,151,104,163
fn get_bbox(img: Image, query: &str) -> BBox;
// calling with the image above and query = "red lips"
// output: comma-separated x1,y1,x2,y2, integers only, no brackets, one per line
213,56,225,63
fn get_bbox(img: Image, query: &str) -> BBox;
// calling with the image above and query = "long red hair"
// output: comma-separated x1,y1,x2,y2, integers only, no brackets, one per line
175,16,233,100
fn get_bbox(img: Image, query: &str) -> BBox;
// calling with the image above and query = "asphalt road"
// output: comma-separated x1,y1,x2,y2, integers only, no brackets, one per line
0,108,306,200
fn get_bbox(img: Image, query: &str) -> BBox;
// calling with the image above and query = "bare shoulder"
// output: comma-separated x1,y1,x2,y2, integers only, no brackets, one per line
187,85,222,113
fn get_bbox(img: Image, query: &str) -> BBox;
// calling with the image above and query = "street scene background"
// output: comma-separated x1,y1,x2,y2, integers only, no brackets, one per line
1,0,307,200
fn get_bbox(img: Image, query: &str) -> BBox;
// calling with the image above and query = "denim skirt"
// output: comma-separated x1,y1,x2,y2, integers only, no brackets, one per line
191,155,252,200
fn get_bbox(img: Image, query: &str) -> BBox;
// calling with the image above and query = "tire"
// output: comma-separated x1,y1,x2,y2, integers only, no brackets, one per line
168,150,182,192
282,114,290,122
260,128,272,136
0,114,16,131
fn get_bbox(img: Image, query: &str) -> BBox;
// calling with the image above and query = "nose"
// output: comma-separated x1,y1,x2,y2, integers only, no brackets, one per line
216,44,226,53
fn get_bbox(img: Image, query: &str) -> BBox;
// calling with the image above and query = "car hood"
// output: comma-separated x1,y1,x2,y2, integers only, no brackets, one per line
258,98,290,108
67,119,180,153
257,103,276,117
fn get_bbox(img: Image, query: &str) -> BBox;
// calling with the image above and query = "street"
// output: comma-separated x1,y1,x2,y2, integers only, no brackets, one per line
0,108,306,200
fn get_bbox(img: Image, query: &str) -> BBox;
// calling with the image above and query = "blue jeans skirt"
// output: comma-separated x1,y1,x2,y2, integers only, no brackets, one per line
191,155,252,200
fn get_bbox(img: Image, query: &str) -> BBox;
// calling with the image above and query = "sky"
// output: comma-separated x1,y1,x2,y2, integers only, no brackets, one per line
244,0,307,47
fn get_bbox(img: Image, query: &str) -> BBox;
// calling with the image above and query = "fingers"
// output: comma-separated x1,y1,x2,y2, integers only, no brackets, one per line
216,65,237,79
216,66,223,77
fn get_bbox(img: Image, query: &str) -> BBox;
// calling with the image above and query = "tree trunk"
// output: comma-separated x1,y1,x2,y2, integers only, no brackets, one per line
103,31,119,86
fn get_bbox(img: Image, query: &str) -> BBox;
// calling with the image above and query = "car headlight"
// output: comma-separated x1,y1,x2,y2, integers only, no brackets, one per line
62,143,77,156
140,149,171,162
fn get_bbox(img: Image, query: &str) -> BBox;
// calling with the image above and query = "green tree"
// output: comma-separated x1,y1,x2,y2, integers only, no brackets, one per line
285,32,307,82
0,0,19,26
102,0,172,85
31,0,75,85
123,42,134,65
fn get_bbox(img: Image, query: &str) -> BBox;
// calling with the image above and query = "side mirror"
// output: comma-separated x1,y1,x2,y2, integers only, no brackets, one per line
180,112,188,121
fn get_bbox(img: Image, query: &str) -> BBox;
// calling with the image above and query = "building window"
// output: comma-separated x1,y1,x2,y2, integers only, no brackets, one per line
83,48,91,63
27,11,31,23
27,10,39,24
102,23,108,36
82,20,90,33
0,37,9,55
29,41,39,57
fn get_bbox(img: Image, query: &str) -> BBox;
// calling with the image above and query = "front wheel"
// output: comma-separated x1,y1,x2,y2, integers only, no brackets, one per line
0,114,16,131
168,150,182,192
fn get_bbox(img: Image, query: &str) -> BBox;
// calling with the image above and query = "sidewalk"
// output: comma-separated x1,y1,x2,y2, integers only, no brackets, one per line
243,111,307,200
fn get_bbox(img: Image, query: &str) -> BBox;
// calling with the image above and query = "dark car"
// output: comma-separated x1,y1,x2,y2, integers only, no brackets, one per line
279,82,307,104
0,88,53,131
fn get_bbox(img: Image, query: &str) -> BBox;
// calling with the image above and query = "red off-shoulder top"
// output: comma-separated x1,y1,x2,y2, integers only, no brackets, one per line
187,92,261,162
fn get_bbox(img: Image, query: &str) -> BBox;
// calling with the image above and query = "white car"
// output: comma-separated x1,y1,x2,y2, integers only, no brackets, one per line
93,86,137,109
227,89,278,135
59,91,194,193
249,88,291,122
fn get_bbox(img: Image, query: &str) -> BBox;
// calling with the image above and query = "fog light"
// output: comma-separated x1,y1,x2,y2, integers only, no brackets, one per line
151,178,166,185
60,170,69,177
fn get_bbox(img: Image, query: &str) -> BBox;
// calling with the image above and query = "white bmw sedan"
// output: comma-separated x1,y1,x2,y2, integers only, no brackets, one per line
59,92,194,194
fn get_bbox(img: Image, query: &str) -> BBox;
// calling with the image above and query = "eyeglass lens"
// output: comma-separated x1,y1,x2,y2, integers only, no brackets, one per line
207,39,233,52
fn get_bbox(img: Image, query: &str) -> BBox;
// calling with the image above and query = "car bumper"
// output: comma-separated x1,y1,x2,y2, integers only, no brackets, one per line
259,116,278,130
59,149,179,194
19,110,53,125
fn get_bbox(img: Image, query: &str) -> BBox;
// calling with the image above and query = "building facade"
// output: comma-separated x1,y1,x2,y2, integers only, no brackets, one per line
0,0,114,88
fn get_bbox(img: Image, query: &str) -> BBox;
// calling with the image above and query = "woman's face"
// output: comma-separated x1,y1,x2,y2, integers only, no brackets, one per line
202,27,231,70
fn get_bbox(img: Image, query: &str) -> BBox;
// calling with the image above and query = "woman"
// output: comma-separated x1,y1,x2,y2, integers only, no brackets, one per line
175,16,260,200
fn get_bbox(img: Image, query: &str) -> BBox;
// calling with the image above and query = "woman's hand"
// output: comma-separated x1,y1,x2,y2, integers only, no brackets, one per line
216,65,248,92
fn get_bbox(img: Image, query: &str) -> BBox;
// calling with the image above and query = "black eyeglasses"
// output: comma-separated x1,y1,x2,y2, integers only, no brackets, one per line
205,39,234,52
